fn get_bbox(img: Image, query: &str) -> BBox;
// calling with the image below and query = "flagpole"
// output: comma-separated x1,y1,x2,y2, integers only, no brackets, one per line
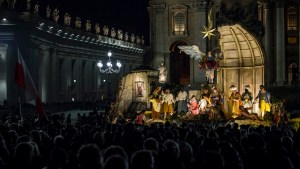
18,96,23,121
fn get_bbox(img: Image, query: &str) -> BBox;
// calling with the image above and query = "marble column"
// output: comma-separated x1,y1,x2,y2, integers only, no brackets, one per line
49,49,58,102
193,1,207,84
62,58,72,102
154,4,166,68
39,45,50,102
299,4,300,79
76,59,83,101
276,0,286,85
264,0,274,86
164,52,170,83
0,44,8,103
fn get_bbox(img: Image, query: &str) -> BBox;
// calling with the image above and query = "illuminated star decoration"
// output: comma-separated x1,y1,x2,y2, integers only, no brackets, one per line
202,25,216,40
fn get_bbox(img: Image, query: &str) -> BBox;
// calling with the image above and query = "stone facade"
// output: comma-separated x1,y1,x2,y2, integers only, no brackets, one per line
0,9,144,106
149,0,300,87
148,0,208,85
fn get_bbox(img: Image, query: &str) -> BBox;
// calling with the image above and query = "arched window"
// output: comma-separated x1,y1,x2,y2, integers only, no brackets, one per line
287,7,297,31
288,63,298,85
174,11,185,35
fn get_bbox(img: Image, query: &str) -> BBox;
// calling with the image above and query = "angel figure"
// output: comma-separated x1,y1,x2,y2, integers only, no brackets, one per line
178,45,206,60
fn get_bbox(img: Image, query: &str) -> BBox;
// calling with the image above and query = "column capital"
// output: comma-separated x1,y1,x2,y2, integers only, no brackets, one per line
275,0,285,8
263,0,272,9
153,3,166,14
192,1,207,12
39,45,49,51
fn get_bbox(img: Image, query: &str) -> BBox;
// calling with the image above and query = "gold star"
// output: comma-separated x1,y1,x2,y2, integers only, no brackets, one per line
202,25,216,39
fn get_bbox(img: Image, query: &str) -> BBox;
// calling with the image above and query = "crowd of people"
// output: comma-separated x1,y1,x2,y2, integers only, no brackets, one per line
0,108,299,169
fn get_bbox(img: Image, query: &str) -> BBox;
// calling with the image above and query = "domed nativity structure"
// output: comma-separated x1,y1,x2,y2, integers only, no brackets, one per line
217,24,265,116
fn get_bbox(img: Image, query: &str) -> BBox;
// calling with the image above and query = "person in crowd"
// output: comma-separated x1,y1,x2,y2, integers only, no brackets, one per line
77,144,102,169
135,110,146,125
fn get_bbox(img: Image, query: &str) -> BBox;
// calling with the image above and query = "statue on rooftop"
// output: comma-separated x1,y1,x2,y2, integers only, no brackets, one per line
117,29,123,40
136,36,141,44
103,25,109,36
46,5,51,18
64,13,71,26
124,32,129,42
52,8,60,23
7,0,16,9
26,0,31,11
95,23,100,34
75,17,81,29
85,20,91,32
141,36,145,45
111,27,116,38
130,34,135,43
33,2,39,15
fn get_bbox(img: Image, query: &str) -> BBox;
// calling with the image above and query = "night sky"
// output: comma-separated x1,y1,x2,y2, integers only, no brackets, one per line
52,0,150,43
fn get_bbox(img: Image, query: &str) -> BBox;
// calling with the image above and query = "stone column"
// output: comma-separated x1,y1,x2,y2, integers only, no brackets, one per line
39,45,50,102
49,49,58,102
164,52,170,83
153,3,166,68
76,59,83,101
64,58,72,102
299,4,300,80
192,1,207,84
0,44,8,104
264,0,274,86
276,0,286,85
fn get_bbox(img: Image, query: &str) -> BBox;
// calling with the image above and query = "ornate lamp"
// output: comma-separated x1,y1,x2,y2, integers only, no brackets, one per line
97,51,121,74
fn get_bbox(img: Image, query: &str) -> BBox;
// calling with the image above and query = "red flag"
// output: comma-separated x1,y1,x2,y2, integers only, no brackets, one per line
15,48,47,119
15,52,25,89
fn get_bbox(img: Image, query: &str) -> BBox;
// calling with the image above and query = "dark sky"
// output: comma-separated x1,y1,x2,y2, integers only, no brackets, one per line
50,0,150,43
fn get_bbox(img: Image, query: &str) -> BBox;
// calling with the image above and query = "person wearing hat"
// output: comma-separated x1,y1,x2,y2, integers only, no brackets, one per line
162,88,175,120
228,85,262,121
149,86,163,119
228,85,242,118
241,85,253,113
254,85,271,118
